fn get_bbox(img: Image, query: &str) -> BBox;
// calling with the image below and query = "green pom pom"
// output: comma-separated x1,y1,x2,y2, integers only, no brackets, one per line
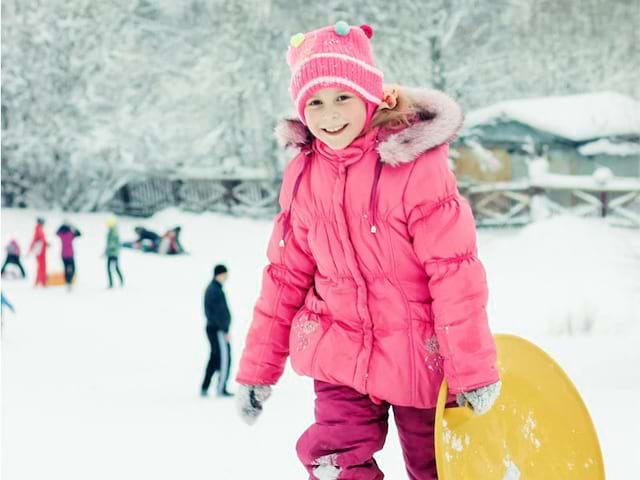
290,33,305,48
334,21,350,36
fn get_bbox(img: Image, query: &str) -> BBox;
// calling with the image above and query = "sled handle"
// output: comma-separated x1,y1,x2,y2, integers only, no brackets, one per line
435,379,475,429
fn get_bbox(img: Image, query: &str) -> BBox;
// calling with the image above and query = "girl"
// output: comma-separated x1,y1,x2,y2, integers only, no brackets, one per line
28,217,48,287
236,22,500,479
56,221,81,291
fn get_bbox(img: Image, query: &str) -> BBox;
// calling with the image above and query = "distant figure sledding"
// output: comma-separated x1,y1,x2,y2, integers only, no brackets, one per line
123,226,186,255
158,226,185,255
122,226,161,252
1,239,26,279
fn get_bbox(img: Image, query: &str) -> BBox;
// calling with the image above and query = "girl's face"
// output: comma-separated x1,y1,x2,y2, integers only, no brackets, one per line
304,88,367,150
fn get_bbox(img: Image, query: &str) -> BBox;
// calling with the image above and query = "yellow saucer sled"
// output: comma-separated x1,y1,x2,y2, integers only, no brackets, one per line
435,334,605,479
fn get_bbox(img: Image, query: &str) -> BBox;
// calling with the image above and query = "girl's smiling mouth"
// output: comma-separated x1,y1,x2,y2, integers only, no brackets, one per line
322,124,349,135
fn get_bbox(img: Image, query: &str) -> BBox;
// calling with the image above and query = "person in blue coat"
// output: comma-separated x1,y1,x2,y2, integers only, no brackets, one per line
200,264,233,397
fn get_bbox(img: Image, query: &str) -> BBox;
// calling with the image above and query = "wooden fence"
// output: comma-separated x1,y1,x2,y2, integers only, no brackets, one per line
106,177,281,218
461,174,640,227
99,174,640,229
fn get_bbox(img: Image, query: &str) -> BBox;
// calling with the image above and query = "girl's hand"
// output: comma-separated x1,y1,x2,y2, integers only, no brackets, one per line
237,384,272,425
456,381,502,416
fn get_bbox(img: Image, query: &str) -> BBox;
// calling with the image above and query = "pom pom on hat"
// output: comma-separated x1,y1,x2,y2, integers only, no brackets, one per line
359,24,373,39
334,20,350,35
290,32,305,48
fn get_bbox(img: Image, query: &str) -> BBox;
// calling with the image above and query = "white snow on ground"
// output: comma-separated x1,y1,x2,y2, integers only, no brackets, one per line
1,208,639,478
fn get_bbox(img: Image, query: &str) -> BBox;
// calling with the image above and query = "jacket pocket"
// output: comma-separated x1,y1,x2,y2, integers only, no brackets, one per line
409,301,444,375
289,288,331,376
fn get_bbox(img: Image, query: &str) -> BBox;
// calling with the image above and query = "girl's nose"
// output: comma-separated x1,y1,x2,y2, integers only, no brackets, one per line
325,111,339,121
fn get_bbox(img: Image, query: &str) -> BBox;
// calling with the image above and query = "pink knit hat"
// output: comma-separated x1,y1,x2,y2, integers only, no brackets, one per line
287,21,384,124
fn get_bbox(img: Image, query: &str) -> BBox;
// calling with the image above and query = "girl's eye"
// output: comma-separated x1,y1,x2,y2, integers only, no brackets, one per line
337,95,351,102
308,99,322,107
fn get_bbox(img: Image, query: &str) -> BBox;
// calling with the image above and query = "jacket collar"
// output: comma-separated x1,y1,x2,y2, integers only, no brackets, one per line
275,86,463,166
311,127,380,167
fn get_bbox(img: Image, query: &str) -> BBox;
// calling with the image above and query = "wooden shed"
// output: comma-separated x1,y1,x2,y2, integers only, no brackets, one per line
453,92,640,182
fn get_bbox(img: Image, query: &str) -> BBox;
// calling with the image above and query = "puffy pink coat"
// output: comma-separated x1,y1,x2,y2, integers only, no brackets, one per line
237,87,498,408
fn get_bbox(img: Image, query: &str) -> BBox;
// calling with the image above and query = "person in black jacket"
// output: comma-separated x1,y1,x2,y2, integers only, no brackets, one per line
133,227,161,252
201,264,233,397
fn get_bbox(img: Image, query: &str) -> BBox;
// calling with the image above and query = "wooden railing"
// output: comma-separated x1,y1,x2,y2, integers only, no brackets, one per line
107,177,281,218
461,174,640,228
104,173,640,228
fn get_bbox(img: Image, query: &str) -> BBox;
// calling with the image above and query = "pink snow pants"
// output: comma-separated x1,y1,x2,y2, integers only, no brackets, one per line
296,380,440,479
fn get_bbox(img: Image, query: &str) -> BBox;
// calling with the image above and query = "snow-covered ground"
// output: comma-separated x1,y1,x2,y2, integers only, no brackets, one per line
1,208,638,478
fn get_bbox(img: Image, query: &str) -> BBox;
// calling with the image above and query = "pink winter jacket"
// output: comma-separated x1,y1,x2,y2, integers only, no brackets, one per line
236,87,499,408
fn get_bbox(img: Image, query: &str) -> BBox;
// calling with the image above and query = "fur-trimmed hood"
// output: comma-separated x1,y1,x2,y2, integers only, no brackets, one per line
274,86,464,166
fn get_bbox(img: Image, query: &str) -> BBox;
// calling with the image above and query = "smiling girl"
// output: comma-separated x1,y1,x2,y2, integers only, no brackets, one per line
235,21,501,480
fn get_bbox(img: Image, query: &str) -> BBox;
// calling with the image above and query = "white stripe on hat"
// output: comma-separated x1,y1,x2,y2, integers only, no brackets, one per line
295,76,382,107
291,53,384,81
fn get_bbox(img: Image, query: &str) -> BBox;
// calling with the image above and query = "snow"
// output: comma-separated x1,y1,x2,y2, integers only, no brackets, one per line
530,172,640,192
464,138,503,173
1,208,639,478
527,157,640,191
312,454,340,480
465,92,640,142
578,139,640,157
312,465,340,480
502,457,521,479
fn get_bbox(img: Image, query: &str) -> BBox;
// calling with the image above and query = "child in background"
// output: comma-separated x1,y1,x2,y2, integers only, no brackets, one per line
28,217,48,287
236,22,500,479
105,217,124,288
56,221,81,291
1,239,26,278
158,226,185,255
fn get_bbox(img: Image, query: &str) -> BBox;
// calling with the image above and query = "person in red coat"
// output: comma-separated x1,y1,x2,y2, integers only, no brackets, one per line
28,217,48,287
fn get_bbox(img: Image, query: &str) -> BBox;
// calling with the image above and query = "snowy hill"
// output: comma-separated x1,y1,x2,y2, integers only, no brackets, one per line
1,208,639,478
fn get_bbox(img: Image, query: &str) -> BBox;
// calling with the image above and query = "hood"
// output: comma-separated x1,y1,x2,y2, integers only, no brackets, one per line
274,86,464,166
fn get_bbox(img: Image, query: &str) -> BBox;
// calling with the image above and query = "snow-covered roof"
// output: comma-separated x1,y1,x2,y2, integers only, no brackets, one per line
465,92,640,142
578,139,640,157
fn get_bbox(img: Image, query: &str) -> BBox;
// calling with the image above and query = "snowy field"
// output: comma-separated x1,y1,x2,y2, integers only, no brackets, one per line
1,208,639,479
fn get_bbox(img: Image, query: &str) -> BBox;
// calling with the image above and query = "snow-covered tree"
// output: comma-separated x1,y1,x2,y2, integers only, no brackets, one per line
2,0,637,211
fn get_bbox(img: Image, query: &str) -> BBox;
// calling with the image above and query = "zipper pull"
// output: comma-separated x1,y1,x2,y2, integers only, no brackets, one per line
279,239,285,247
370,225,377,234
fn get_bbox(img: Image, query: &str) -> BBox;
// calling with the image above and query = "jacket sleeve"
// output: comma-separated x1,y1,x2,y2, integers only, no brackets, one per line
29,234,37,252
236,154,316,386
405,144,499,395
219,298,231,333
203,285,218,326
105,231,113,255
29,232,42,255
